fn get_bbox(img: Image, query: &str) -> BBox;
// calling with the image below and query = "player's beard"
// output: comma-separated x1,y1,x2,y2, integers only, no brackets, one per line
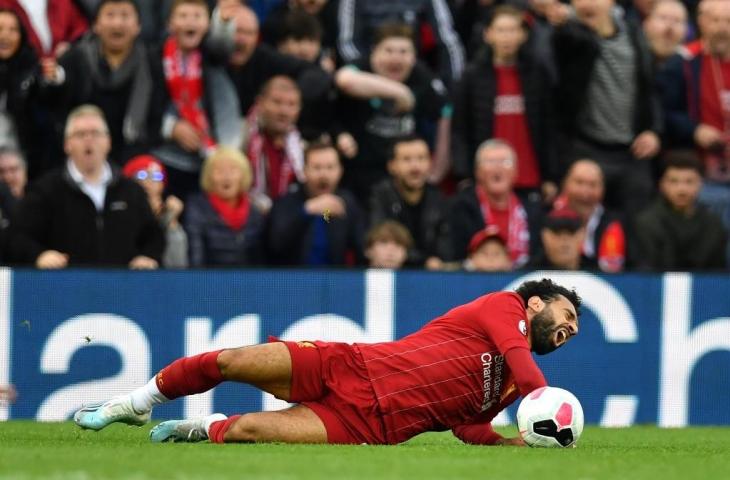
530,308,559,355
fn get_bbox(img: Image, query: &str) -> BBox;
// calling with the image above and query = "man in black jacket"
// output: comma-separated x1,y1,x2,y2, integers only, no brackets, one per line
266,140,364,266
40,0,163,166
552,0,662,214
635,153,728,271
10,104,164,269
369,135,451,268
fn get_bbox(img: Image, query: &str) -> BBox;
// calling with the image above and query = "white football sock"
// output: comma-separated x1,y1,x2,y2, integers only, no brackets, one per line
130,377,170,413
204,413,228,438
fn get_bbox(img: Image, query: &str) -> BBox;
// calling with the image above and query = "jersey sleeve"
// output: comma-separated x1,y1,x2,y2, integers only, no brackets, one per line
504,348,547,397
452,420,503,445
476,292,530,354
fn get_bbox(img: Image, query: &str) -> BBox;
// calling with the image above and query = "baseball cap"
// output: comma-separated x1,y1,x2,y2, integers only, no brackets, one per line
544,208,583,232
468,225,506,254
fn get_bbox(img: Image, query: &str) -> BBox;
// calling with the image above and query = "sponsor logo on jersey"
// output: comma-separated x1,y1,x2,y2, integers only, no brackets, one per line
519,319,527,336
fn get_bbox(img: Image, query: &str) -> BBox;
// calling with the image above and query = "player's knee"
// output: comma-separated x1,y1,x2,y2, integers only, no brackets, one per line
223,415,262,443
216,349,239,380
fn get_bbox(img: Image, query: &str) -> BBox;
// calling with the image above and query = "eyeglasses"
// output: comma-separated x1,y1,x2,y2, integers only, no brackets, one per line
135,170,165,182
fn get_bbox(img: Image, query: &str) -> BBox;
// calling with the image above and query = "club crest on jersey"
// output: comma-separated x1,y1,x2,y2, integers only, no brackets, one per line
519,320,527,336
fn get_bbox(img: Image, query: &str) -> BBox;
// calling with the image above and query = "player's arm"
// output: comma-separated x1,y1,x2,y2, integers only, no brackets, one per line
452,421,525,446
476,293,548,396
504,347,547,397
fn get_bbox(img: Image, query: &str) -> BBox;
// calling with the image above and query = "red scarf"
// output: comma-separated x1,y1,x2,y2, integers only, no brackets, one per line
476,186,530,267
162,37,215,150
207,193,250,231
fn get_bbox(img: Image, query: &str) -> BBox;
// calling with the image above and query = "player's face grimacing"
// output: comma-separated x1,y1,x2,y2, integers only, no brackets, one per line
528,295,579,355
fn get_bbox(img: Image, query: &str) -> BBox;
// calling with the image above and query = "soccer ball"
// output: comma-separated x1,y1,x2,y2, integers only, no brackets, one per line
516,386,584,448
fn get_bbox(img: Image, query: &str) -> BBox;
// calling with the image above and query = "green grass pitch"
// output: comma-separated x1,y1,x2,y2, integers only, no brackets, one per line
1,422,729,480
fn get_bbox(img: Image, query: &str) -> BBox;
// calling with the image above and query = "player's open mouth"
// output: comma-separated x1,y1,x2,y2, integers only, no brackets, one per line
555,329,568,345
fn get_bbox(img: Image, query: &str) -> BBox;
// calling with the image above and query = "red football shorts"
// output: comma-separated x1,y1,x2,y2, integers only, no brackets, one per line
278,340,386,444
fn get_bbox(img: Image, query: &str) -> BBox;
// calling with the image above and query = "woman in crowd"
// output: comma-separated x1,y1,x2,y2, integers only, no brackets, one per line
123,154,188,268
0,8,39,161
184,147,264,267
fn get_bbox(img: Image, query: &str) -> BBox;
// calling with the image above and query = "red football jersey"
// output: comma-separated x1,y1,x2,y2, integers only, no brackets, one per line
355,291,546,444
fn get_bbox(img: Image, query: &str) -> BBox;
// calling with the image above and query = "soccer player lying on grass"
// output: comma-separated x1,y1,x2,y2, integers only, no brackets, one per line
74,278,580,446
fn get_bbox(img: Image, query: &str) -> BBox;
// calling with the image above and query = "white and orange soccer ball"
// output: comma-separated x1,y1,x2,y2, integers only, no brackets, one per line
516,386,584,448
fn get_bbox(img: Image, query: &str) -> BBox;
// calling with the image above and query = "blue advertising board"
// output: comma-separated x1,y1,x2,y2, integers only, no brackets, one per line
1,269,729,427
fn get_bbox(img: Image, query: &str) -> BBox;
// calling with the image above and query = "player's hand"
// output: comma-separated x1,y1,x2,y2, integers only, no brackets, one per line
36,250,69,269
694,123,724,149
496,436,526,446
129,256,159,270
631,131,661,159
336,132,358,159
304,194,346,217
172,120,203,152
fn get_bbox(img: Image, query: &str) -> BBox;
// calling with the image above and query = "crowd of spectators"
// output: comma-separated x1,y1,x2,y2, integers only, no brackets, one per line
0,0,728,272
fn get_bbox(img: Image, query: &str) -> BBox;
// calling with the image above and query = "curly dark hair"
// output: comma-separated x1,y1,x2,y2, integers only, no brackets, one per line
515,278,582,316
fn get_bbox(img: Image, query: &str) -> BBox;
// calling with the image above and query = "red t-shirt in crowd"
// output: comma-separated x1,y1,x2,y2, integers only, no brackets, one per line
355,292,547,445
699,55,730,180
700,55,730,131
492,66,541,189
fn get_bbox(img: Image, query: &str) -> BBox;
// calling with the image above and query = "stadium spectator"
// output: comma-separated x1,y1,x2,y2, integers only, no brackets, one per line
451,5,557,203
337,0,465,87
0,181,15,262
226,5,332,129
528,207,588,270
261,0,340,55
657,0,730,232
266,140,364,266
0,146,26,198
643,0,689,65
79,1,223,43
553,159,630,272
463,224,513,272
450,139,542,267
10,104,164,268
184,146,264,267
151,0,239,200
334,23,451,203
364,220,412,269
276,10,334,73
39,0,163,166
635,154,727,270
123,154,188,268
243,76,305,213
2,0,87,58
552,0,662,213
274,10,337,140
369,135,451,268
0,8,42,168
